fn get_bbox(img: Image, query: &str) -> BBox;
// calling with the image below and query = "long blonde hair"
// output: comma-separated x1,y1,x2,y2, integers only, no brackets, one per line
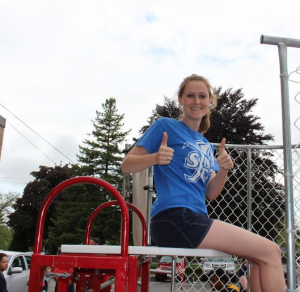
178,74,217,135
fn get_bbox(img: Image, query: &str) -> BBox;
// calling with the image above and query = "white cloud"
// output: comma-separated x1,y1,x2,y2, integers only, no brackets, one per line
0,0,300,193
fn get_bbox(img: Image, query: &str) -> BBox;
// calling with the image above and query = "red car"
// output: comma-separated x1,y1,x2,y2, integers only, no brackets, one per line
154,256,185,282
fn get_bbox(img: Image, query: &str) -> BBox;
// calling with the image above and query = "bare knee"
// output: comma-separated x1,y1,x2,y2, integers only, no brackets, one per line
252,241,281,267
271,242,281,259
264,241,282,265
274,243,282,261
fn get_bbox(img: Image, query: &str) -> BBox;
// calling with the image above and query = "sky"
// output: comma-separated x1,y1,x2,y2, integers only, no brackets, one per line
0,0,299,195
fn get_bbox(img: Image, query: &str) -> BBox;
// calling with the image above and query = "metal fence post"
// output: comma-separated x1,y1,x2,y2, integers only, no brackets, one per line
261,35,300,290
147,116,155,245
247,147,252,292
247,147,253,232
122,144,131,201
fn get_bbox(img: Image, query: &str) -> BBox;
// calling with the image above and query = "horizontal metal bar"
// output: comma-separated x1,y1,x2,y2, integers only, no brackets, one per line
100,277,115,290
211,143,299,150
260,35,300,48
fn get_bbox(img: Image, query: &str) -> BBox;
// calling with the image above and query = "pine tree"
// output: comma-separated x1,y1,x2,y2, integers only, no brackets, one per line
46,98,131,250
7,99,131,252
77,98,131,189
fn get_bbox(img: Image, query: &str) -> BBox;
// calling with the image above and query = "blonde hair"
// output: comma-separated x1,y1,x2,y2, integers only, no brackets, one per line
178,74,217,135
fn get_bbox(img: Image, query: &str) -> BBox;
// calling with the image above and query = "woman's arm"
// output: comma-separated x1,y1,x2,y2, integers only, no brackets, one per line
121,132,174,174
206,138,233,201
206,169,229,201
121,146,157,173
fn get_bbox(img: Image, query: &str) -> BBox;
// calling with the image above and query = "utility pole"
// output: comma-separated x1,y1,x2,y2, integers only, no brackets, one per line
0,115,6,164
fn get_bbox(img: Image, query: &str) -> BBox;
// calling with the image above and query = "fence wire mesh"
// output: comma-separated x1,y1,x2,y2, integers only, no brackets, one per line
146,144,300,291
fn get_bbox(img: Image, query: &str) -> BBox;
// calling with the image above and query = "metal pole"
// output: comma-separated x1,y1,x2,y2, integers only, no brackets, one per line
246,147,252,292
260,35,300,48
261,35,299,290
247,148,253,232
122,144,131,201
278,41,296,290
170,256,177,292
100,277,115,290
147,116,155,245
0,116,6,165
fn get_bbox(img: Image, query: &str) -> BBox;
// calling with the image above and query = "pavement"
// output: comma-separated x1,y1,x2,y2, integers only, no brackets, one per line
47,277,212,292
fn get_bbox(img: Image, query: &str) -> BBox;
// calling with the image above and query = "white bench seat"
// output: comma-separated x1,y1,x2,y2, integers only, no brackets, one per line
61,245,230,258
60,245,231,292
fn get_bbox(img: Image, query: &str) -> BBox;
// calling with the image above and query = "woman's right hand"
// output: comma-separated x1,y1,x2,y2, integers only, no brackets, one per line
156,132,174,165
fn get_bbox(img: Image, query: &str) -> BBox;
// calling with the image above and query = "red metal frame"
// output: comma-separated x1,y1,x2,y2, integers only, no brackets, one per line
33,176,129,256
28,176,150,292
82,200,149,292
85,200,148,246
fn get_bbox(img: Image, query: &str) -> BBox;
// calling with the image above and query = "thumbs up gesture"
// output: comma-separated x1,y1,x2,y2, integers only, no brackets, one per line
156,132,174,165
216,138,234,170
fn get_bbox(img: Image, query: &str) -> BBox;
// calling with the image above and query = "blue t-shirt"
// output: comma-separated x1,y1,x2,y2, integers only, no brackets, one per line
136,118,219,217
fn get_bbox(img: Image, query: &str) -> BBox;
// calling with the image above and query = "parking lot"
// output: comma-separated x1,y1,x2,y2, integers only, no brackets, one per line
147,278,212,292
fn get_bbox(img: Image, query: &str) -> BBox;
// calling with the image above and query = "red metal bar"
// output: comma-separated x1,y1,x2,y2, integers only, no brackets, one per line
180,257,185,290
33,177,129,256
85,200,148,247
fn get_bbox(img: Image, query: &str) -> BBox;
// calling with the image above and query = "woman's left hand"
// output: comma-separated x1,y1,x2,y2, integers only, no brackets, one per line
216,138,234,170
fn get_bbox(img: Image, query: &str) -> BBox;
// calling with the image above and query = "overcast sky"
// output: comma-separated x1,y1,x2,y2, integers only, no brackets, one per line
0,0,299,195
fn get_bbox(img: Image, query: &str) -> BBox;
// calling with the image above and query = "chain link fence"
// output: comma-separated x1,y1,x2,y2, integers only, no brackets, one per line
166,143,300,291
123,143,300,291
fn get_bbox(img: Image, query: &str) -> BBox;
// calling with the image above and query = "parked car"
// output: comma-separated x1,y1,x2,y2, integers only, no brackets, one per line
154,256,185,281
0,250,31,292
201,256,236,281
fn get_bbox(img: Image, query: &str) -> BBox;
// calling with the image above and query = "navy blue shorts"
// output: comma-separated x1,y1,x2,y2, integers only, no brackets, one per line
150,207,214,248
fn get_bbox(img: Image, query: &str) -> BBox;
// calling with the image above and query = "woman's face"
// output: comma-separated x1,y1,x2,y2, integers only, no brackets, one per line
178,80,210,126
0,256,8,272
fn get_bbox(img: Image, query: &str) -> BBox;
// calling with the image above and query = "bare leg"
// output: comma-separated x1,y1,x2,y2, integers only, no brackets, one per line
250,262,263,292
199,220,285,292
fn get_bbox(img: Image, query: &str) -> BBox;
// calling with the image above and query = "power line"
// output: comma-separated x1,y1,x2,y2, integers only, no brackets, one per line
8,122,57,164
0,179,30,182
0,176,31,185
0,103,76,164
0,177,31,179
0,181,28,184
0,177,31,182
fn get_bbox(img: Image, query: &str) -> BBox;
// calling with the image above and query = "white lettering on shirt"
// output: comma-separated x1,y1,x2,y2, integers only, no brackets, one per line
183,140,214,183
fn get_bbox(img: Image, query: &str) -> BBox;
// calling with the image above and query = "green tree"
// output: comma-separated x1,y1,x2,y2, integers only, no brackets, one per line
276,217,300,258
0,192,19,226
77,98,131,189
0,225,13,250
139,88,285,242
8,165,73,251
206,88,284,242
0,192,18,250
46,184,124,249
47,98,131,250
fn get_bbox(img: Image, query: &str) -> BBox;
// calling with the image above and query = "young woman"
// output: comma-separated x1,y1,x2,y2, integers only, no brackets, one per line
121,74,285,292
0,253,8,292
